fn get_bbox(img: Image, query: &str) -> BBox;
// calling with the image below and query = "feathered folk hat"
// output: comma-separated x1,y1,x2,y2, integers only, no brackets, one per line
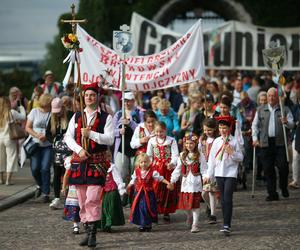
82,82,101,93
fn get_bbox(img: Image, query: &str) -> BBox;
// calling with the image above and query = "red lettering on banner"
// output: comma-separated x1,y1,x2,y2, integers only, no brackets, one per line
133,74,139,81
182,71,189,81
147,56,154,63
147,64,156,70
153,72,160,79
100,54,109,64
137,66,145,72
143,83,150,90
165,77,170,86
155,55,160,61
146,73,153,80
171,74,177,83
128,65,135,71
157,80,164,88
189,69,195,78
83,72,88,82
125,73,132,81
110,60,118,67
134,84,139,91
139,74,145,81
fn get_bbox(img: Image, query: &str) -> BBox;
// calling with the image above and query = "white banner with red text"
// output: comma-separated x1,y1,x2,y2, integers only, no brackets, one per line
75,19,205,91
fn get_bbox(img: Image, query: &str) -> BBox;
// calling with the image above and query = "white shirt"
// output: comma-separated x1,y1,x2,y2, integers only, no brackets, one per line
206,135,243,179
129,169,164,185
268,104,277,137
64,107,114,154
130,123,154,149
107,163,126,196
171,152,208,193
146,136,179,166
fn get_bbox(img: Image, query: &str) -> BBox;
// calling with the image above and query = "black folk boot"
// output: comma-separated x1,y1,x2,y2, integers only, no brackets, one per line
79,222,89,246
88,222,97,248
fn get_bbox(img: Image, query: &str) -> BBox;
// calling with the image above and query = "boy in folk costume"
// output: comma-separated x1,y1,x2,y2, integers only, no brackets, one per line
146,121,179,221
198,118,219,224
204,116,244,236
64,82,114,247
127,153,172,232
169,133,208,233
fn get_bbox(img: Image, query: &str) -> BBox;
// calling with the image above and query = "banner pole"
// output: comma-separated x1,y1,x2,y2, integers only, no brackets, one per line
121,54,126,164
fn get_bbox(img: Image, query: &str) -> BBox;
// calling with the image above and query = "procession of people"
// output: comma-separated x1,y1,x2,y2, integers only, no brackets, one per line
0,66,299,248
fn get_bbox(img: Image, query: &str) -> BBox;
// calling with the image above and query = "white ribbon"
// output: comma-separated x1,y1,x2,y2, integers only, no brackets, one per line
62,50,80,88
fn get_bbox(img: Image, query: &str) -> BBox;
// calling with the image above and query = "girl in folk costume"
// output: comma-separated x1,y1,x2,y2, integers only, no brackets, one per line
61,156,80,234
127,153,171,232
198,118,219,224
146,121,179,221
204,117,244,235
100,151,126,232
130,110,157,156
169,133,207,233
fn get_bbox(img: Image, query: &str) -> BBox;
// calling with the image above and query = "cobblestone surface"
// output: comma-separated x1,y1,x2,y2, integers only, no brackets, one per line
0,182,299,250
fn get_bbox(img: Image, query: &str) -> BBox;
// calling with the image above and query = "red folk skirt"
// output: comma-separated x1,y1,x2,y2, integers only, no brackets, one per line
177,192,202,210
154,161,179,214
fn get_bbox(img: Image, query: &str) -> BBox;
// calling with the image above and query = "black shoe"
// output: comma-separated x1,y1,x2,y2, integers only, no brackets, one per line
35,188,41,199
103,226,112,233
139,227,146,232
265,194,279,201
208,215,217,224
42,195,50,203
205,206,211,218
282,189,289,198
220,226,231,236
145,225,152,232
163,214,170,222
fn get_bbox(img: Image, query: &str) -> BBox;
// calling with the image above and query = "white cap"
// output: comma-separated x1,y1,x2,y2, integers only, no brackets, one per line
44,70,54,77
123,92,135,100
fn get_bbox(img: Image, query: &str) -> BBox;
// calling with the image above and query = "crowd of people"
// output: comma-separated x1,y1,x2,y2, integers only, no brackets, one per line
0,68,299,247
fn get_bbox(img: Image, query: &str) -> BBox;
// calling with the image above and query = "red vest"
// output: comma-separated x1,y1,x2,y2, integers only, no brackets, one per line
136,127,147,155
181,159,201,177
135,167,154,192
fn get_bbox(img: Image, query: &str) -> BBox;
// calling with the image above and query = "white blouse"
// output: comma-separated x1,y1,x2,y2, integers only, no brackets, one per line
146,136,179,166
130,123,154,149
171,152,208,193
108,163,126,196
129,169,164,185
205,135,244,179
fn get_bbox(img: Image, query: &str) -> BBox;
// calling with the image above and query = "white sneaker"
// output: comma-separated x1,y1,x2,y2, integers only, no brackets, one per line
191,225,200,233
49,198,61,209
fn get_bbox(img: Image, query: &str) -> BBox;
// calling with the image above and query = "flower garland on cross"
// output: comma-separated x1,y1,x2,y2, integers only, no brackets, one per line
61,4,88,149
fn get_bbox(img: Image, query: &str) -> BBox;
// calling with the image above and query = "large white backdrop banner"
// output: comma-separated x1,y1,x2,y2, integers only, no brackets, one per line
130,12,300,70
76,20,205,91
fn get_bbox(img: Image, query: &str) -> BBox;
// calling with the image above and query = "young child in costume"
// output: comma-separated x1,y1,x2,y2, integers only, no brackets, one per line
100,151,125,232
61,156,80,234
169,133,207,233
198,118,219,224
146,121,179,222
204,116,244,235
127,153,172,232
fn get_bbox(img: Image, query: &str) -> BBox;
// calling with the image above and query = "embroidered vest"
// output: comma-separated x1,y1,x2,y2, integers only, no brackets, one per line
135,168,154,192
74,111,108,153
104,172,117,192
136,126,147,155
181,159,201,177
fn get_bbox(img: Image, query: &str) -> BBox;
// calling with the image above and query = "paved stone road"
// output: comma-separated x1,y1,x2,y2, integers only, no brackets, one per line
0,182,299,250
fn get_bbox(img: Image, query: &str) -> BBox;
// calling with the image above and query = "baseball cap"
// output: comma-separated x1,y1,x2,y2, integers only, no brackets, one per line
123,92,135,100
51,97,63,113
44,70,54,77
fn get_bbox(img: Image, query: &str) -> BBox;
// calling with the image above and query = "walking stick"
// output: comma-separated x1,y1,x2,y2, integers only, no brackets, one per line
251,146,256,198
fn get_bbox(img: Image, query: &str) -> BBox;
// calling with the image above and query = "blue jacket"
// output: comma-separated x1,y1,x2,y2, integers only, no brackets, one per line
155,108,180,137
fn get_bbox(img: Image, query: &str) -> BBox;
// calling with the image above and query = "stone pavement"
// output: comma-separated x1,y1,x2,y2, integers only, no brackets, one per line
0,178,299,250
0,161,36,212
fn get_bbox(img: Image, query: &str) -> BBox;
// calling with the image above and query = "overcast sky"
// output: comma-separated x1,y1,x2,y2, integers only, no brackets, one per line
0,0,78,60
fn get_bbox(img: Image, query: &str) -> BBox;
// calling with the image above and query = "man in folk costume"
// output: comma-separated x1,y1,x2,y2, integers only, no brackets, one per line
64,82,114,247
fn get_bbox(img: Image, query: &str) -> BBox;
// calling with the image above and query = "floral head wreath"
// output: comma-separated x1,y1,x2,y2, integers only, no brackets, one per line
183,133,199,144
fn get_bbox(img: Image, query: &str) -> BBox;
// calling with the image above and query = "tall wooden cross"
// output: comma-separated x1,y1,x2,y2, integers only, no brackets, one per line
61,4,88,150
61,4,87,35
